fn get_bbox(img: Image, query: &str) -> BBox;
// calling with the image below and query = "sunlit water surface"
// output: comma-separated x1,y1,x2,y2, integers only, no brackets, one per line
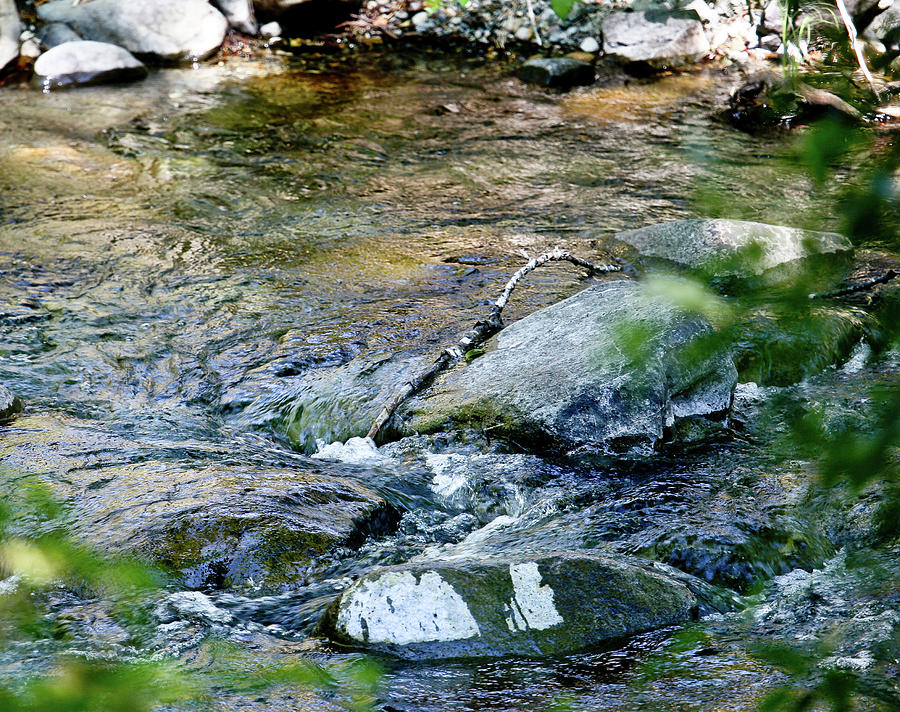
0,51,894,711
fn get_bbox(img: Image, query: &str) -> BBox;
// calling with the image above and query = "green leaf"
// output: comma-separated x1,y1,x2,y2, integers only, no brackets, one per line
551,0,575,20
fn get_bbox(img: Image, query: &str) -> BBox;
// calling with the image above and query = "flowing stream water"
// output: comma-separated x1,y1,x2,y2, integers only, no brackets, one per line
1,50,897,710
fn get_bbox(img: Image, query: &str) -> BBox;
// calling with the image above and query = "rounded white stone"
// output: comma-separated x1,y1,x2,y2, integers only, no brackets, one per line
579,36,600,53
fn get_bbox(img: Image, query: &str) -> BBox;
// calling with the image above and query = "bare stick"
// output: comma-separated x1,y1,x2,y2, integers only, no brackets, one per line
366,247,622,440
809,269,896,299
835,0,881,99
525,0,543,47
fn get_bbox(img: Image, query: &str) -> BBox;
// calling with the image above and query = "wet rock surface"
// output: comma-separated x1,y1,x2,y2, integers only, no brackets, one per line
399,279,737,453
615,219,852,275
517,57,595,88
37,0,228,62
33,41,148,90
0,383,22,421
318,552,700,659
0,415,398,590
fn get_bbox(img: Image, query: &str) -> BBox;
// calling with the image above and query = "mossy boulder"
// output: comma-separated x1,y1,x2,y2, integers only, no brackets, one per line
318,552,702,659
397,280,736,453
614,219,851,278
0,414,398,590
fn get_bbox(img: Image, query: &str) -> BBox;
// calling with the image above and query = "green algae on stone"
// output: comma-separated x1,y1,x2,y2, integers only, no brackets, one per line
0,414,397,590
318,552,705,660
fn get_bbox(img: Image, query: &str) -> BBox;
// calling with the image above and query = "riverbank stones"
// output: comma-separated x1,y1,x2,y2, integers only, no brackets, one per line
398,279,737,453
602,10,710,68
33,41,147,90
318,552,699,659
37,0,228,62
0,414,399,590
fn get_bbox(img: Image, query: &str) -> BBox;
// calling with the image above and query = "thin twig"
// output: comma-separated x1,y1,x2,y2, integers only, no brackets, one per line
525,0,543,47
808,269,896,299
835,0,881,99
366,247,622,440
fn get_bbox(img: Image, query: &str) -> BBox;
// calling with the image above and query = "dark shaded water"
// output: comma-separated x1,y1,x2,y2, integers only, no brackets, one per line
1,51,895,710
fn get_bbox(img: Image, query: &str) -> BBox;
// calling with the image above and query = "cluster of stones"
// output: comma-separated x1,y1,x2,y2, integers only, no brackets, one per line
0,0,283,90
358,0,900,79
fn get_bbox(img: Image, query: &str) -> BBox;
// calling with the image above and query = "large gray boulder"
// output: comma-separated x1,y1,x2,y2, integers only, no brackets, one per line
0,0,20,71
0,415,397,589
37,0,228,62
0,384,22,421
33,41,147,90
615,219,851,275
602,10,709,67
398,280,736,453
318,552,700,659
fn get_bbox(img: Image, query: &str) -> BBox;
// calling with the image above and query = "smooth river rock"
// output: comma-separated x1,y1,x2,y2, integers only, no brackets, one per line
517,57,595,89
0,384,22,421
0,415,398,589
33,41,147,90
0,0,20,71
318,552,699,659
602,10,709,67
398,280,737,453
38,0,228,62
615,219,852,275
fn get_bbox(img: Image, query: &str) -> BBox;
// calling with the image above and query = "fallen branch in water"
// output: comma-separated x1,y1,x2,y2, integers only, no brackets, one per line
809,269,897,299
366,247,624,441
835,0,881,99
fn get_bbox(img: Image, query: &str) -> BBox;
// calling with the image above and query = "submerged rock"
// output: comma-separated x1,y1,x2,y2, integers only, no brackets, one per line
37,0,228,62
318,552,699,659
517,57,595,89
615,219,851,275
33,41,147,90
398,280,736,453
0,384,22,422
0,0,20,71
602,10,709,68
0,415,398,590
725,73,862,132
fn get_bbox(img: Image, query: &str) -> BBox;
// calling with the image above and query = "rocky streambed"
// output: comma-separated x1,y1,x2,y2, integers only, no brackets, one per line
1,47,899,710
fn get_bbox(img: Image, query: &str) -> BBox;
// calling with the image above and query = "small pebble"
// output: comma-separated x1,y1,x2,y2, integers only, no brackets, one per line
259,21,282,38
579,36,600,53
411,11,429,27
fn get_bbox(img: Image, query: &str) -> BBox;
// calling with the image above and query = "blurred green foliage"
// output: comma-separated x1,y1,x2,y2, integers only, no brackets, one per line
0,476,381,712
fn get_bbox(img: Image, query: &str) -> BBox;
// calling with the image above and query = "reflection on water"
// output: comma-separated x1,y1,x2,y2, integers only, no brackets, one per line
0,50,893,711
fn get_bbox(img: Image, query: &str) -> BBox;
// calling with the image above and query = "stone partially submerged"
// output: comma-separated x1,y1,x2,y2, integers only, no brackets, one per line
0,415,398,589
0,383,22,422
318,552,700,659
398,279,736,453
614,219,851,275
33,41,147,90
